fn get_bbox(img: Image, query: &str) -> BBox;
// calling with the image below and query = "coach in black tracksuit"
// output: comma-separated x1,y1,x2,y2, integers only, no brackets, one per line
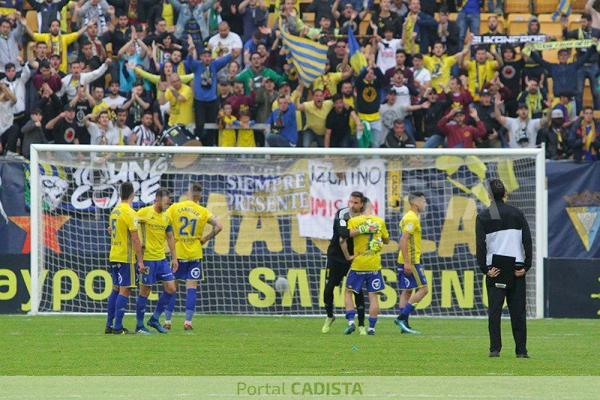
475,179,532,358
322,192,366,332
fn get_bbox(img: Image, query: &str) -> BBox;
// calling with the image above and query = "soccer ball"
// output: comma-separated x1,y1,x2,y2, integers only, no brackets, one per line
274,277,289,294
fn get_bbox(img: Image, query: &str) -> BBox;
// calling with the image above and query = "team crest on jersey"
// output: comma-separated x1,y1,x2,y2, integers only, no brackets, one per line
191,267,201,279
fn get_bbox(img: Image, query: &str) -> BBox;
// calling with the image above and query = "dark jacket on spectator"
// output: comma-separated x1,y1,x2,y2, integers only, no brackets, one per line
569,118,600,161
436,20,460,55
414,11,438,54
219,0,244,36
563,27,600,64
307,0,335,25
383,129,416,148
538,125,572,160
20,119,47,159
368,10,403,38
108,0,154,23
529,48,593,97
423,96,450,136
26,0,70,33
39,93,63,141
474,102,502,147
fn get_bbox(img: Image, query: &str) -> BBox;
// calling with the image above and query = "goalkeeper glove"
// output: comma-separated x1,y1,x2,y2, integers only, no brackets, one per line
368,239,383,253
358,219,380,234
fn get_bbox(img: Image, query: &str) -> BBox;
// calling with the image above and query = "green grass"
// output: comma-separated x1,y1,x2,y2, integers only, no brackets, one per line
1,315,599,376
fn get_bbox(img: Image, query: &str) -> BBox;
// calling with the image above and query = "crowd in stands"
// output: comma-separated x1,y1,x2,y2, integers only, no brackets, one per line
0,0,599,161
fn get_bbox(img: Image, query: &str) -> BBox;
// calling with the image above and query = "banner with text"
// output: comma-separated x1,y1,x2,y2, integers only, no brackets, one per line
297,159,386,239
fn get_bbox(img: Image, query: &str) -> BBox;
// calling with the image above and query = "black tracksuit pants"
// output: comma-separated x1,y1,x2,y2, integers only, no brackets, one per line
487,276,528,355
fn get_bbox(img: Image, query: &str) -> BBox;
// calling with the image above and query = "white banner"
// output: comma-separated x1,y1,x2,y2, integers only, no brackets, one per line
297,159,386,239
471,35,547,45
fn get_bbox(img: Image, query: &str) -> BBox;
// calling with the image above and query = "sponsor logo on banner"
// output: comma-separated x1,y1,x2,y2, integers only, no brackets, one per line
71,157,168,210
297,159,386,239
34,164,70,212
563,191,600,251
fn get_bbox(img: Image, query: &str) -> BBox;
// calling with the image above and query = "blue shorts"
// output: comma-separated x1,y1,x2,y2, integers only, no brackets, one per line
397,264,428,289
110,263,136,288
175,260,203,281
140,259,175,286
346,270,385,293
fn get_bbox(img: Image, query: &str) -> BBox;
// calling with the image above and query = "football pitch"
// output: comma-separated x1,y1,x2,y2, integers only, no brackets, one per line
2,315,598,376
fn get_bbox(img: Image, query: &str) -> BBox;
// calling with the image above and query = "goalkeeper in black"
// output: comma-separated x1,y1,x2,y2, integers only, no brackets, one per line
322,191,366,335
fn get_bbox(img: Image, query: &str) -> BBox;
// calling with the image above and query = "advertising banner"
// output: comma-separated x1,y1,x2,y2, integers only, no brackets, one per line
547,161,600,258
545,258,600,318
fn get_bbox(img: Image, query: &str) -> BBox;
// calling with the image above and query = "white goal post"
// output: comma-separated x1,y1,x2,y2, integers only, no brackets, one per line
29,145,547,318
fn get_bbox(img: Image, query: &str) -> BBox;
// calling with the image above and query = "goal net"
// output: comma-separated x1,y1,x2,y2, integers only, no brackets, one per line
29,146,546,318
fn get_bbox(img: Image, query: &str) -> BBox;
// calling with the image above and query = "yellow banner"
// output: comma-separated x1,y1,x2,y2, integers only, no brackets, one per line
523,39,597,55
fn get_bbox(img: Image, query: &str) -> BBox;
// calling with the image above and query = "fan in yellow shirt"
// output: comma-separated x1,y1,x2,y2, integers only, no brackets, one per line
164,182,223,330
395,192,428,335
230,107,257,147
159,74,195,130
218,103,238,146
343,202,390,335
423,42,470,93
24,18,89,74
134,65,194,97
462,46,500,101
134,189,179,334
295,84,333,146
312,67,352,98
107,182,144,334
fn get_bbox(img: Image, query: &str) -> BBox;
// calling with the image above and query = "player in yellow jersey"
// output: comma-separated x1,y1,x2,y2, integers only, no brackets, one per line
395,192,428,334
165,182,222,330
107,182,144,335
134,189,178,334
344,201,390,335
